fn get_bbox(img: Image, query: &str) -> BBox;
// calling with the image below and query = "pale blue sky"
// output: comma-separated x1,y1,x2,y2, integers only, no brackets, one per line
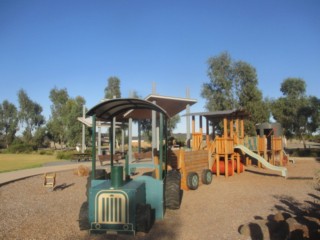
0,0,319,133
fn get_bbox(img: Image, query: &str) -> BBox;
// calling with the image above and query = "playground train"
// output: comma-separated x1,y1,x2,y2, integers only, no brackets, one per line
83,95,288,235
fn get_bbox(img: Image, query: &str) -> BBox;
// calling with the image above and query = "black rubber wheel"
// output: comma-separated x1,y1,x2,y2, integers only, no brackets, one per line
187,172,199,190
86,174,91,200
201,169,213,185
136,203,152,233
165,170,182,210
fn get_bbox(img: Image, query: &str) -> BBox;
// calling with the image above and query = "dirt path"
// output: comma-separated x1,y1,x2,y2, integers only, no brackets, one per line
0,159,319,240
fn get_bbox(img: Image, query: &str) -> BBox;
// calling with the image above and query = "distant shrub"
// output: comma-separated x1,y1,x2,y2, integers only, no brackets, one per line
56,151,75,160
7,142,37,153
39,149,54,155
85,148,92,155
289,148,320,157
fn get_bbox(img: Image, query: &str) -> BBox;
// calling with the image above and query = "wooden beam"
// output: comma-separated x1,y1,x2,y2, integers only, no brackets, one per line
236,116,243,172
236,152,240,174
192,116,195,134
230,118,234,176
216,154,220,177
230,118,234,138
235,119,239,144
206,119,210,147
225,153,228,178
223,117,228,177
223,117,228,138
240,118,244,139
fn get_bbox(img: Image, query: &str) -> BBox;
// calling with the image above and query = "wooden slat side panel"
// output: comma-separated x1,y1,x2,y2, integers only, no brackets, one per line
179,150,189,191
182,150,210,190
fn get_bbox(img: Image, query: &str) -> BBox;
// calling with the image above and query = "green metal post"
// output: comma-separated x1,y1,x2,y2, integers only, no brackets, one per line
138,120,141,154
125,154,129,178
91,115,96,180
110,117,114,167
164,117,168,175
159,113,163,180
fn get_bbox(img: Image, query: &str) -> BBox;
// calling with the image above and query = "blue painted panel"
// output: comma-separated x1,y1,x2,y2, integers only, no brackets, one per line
129,163,156,169
134,176,164,220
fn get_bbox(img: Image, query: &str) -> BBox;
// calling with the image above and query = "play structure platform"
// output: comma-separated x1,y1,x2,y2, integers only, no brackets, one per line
234,145,287,178
185,110,288,179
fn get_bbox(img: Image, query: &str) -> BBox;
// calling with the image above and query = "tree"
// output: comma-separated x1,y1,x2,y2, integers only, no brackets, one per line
47,88,69,147
202,52,235,111
280,78,306,97
64,96,87,147
168,114,181,136
140,119,152,142
0,100,19,148
201,52,269,136
308,96,320,134
48,87,89,148
129,90,141,98
33,126,49,148
104,77,121,99
18,89,45,143
270,78,317,148
233,61,269,135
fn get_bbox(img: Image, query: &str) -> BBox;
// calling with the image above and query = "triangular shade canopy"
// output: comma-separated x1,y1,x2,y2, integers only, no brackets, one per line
124,94,197,119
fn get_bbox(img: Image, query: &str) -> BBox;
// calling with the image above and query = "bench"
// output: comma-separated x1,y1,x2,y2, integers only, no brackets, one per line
133,151,153,161
98,154,122,166
71,153,91,162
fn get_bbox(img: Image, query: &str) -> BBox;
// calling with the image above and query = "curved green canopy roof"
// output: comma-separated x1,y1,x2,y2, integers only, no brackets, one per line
86,98,169,121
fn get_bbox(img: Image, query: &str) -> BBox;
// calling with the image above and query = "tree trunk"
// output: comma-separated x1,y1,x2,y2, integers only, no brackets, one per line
300,133,307,149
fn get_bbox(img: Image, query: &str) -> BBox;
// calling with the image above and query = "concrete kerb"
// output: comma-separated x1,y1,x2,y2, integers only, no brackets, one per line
0,161,113,187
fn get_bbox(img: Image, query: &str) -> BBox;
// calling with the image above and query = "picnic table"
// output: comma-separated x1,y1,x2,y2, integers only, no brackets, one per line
71,153,91,162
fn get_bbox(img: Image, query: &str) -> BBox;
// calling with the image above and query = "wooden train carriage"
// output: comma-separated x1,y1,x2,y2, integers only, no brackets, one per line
168,149,212,191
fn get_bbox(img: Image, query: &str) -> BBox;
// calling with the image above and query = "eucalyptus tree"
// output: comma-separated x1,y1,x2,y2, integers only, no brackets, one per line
168,114,181,136
0,100,19,148
104,76,121,99
64,96,87,146
271,78,319,147
48,87,89,148
201,52,269,136
233,61,269,135
18,89,45,143
308,96,320,134
202,52,235,111
47,88,69,148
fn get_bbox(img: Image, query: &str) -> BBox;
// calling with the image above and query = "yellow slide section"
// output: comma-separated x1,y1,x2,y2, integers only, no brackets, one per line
234,145,288,178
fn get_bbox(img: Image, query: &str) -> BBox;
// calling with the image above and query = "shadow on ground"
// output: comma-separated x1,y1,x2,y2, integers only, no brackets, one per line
245,169,283,178
239,192,320,240
54,183,75,191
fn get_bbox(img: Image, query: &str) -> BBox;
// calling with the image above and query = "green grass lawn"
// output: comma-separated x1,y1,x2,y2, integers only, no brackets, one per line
0,154,61,173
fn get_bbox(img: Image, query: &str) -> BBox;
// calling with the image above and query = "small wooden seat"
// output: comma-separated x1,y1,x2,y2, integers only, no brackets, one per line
43,173,56,189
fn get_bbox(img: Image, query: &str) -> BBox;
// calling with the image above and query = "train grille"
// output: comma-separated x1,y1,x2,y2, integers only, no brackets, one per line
96,192,128,224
